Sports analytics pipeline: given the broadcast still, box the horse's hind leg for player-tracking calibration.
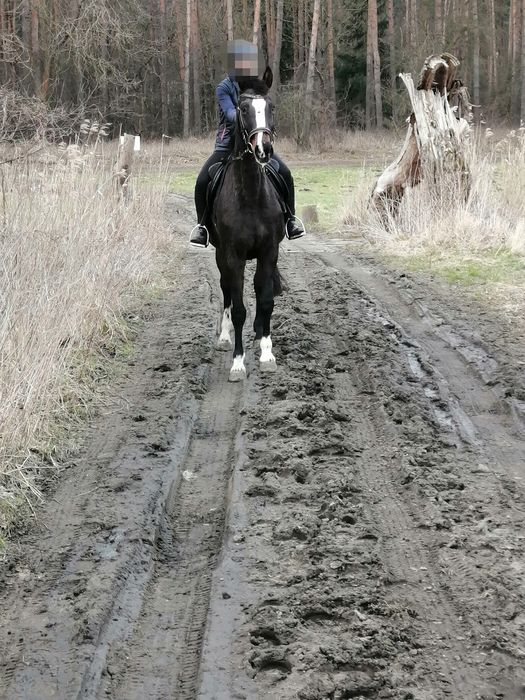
[254,258,277,372]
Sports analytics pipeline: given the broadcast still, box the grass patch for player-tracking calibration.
[400,250,525,286]
[167,163,371,230]
[169,170,196,194]
[294,166,368,229]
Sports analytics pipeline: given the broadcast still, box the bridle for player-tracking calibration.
[233,93,275,162]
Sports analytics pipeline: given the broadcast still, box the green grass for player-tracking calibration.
[294,166,367,229]
[167,163,370,230]
[169,170,196,194]
[402,250,525,286]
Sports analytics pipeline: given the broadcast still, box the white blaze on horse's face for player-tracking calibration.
[252,98,267,160]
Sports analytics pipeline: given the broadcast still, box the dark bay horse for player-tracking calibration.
[210,68,285,382]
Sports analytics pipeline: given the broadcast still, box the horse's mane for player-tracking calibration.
[237,77,269,96]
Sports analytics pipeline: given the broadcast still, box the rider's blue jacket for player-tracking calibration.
[215,76,240,152]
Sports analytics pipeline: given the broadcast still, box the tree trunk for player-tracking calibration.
[302,0,321,146]
[411,0,418,54]
[366,2,374,128]
[242,0,248,37]
[293,0,299,71]
[253,0,261,44]
[30,0,42,96]
[296,0,304,80]
[0,0,6,85]
[173,0,186,82]
[304,0,309,64]
[159,0,168,136]
[488,0,497,97]
[366,0,382,128]
[183,0,191,137]
[509,0,515,67]
[6,0,16,85]
[521,0,525,123]
[271,0,284,95]
[471,0,480,123]
[511,0,522,120]
[386,0,396,119]
[192,0,201,133]
[435,0,443,46]
[326,0,336,120]
[265,0,275,64]
[226,0,233,40]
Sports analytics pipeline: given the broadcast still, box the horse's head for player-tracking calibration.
[237,67,275,165]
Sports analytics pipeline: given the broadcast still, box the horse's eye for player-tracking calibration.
[241,104,249,113]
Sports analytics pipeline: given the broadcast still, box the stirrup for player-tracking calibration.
[286,215,306,240]
[189,224,209,248]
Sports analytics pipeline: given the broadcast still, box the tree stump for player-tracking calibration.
[301,204,319,224]
[371,53,473,217]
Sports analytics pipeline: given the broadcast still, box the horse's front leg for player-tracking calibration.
[254,258,277,373]
[217,281,233,351]
[228,262,247,382]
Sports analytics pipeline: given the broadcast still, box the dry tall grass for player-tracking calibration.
[345,128,525,256]
[0,142,171,540]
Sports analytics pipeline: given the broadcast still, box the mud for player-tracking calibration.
[1,194,525,700]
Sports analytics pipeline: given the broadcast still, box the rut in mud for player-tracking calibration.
[1,193,525,700]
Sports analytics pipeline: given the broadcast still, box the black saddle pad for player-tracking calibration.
[206,156,289,215]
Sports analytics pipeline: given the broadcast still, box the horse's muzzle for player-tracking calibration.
[249,130,274,163]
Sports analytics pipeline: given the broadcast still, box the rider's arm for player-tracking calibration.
[216,82,237,123]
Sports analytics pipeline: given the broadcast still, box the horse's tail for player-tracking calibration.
[273,265,286,296]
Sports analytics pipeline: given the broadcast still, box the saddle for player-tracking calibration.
[205,158,289,221]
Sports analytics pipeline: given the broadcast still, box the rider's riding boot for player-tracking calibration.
[286,216,306,240]
[189,224,209,248]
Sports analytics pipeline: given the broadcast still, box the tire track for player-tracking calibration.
[0,195,244,700]
[199,240,525,700]
[99,363,244,700]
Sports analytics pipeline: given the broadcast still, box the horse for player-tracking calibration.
[209,67,286,382]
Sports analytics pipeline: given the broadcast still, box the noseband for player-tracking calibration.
[236,93,275,158]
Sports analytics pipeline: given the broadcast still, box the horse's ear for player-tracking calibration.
[263,66,273,89]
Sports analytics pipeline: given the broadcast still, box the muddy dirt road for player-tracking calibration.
[1,194,525,700]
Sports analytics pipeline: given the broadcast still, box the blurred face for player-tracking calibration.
[227,40,260,78]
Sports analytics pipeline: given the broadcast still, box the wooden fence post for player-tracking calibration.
[115,133,135,201]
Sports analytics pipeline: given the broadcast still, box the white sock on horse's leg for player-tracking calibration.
[260,336,277,371]
[229,354,247,382]
[217,306,233,350]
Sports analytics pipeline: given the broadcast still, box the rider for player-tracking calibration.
[190,39,306,248]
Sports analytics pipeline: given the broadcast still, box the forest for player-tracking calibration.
[1,0,524,141]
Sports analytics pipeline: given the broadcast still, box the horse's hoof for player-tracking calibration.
[229,367,247,382]
[260,359,277,373]
[217,337,233,351]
